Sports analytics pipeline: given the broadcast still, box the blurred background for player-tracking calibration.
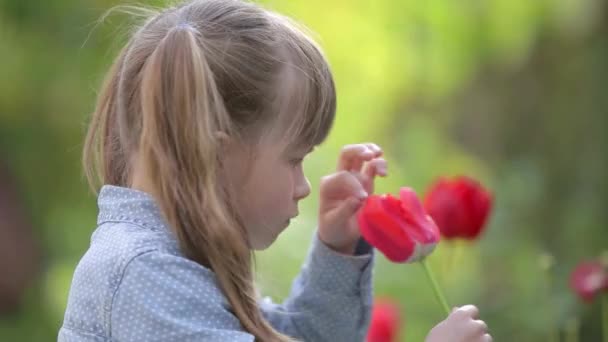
[0,0,607,340]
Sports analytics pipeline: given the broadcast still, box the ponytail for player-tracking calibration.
[83,43,130,190]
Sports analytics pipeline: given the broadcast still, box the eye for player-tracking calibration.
[290,157,304,167]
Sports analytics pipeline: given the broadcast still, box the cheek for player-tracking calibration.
[255,168,296,218]
[264,167,294,202]
[240,166,288,215]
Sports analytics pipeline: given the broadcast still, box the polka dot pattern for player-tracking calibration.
[58,185,375,341]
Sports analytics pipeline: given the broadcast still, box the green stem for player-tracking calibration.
[446,240,458,284]
[540,252,558,342]
[420,258,450,315]
[442,241,453,282]
[603,293,608,342]
[546,279,558,342]
[565,317,579,342]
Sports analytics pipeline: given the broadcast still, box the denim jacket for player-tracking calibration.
[58,185,375,341]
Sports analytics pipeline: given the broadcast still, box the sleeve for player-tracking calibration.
[111,251,254,342]
[259,230,375,341]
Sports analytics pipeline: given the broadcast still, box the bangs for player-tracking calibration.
[271,18,336,152]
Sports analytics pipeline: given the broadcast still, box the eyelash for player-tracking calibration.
[290,158,304,166]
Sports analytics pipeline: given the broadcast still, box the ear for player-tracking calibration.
[214,131,248,169]
[214,131,233,153]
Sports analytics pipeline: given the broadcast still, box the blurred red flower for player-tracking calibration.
[357,187,440,263]
[423,176,493,240]
[367,298,402,342]
[569,260,608,303]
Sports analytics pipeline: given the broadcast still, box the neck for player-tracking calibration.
[129,153,155,195]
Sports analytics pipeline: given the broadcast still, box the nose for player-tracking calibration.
[294,175,311,201]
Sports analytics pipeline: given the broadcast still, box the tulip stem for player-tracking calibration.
[421,258,450,315]
[603,293,608,342]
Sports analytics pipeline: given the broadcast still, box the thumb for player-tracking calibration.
[327,197,365,225]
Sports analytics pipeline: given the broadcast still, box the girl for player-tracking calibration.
[59,0,492,341]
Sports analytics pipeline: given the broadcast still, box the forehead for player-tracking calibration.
[268,51,334,152]
[239,40,334,161]
[256,126,313,157]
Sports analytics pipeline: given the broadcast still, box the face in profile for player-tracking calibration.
[221,131,312,250]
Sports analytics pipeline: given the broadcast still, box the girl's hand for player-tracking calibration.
[425,305,492,342]
[318,143,387,255]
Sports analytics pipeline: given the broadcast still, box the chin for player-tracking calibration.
[251,234,277,251]
[252,238,273,251]
[250,222,288,250]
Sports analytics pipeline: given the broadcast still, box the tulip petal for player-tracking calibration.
[358,195,416,262]
[358,190,441,263]
[367,299,401,342]
[424,179,463,239]
[424,176,492,240]
[570,261,608,303]
[400,188,441,245]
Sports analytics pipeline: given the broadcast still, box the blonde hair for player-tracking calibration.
[82,0,335,340]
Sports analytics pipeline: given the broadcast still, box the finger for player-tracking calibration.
[319,172,368,228]
[337,144,381,172]
[362,158,387,179]
[325,196,365,229]
[472,320,488,334]
[480,333,492,342]
[320,171,368,201]
[359,158,387,194]
[456,305,479,319]
[363,142,383,156]
[346,171,380,200]
[337,144,374,172]
[348,147,384,176]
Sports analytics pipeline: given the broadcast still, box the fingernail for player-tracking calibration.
[357,190,368,199]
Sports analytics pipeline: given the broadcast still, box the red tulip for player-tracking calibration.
[357,187,441,263]
[423,176,492,240]
[569,261,608,303]
[367,299,402,342]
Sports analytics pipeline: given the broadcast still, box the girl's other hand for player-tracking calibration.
[317,143,387,255]
[425,305,492,342]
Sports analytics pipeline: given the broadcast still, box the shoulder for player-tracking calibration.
[84,220,226,305]
[69,221,179,295]
[62,221,195,336]
[110,245,247,339]
[116,246,222,300]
